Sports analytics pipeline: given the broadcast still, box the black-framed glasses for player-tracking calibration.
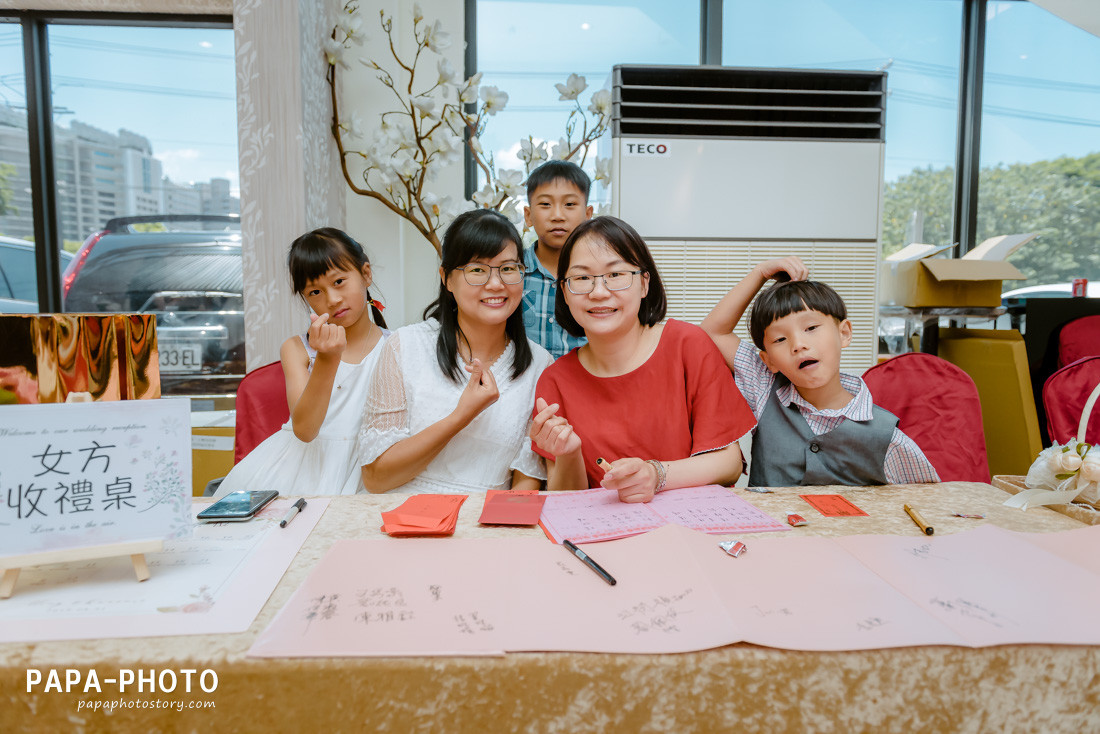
[562,270,643,295]
[454,261,526,286]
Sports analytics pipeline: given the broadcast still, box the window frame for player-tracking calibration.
[0,10,233,313]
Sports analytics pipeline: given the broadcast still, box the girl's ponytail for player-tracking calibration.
[366,289,387,330]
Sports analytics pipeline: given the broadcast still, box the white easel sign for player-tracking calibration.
[0,399,193,558]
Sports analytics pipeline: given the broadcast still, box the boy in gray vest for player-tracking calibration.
[702,257,939,487]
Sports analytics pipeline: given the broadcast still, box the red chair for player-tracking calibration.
[233,361,289,464]
[863,352,989,482]
[1043,355,1100,445]
[1058,315,1100,369]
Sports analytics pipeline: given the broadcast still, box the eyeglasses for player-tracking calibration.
[562,270,643,295]
[454,261,526,286]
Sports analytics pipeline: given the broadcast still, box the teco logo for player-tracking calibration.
[625,142,670,156]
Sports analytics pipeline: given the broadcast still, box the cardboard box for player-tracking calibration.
[191,410,236,496]
[880,235,1035,308]
[937,328,1042,477]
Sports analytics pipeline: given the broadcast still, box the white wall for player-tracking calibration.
[340,0,466,328]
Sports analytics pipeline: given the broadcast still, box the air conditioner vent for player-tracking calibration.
[613,65,886,142]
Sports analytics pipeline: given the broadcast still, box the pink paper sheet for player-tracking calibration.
[249,523,1100,658]
[0,499,327,642]
[834,524,1100,647]
[249,537,523,657]
[539,485,788,544]
[1011,524,1100,577]
[681,530,967,651]
[501,524,741,654]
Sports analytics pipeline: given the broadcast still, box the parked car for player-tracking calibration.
[0,236,75,313]
[62,215,244,396]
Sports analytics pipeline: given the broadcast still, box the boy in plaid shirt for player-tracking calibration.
[702,257,939,487]
[520,161,593,359]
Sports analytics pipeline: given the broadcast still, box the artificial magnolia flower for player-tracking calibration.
[588,89,611,119]
[323,38,351,70]
[594,156,611,183]
[389,149,420,180]
[340,111,366,140]
[471,183,499,208]
[550,137,570,160]
[480,86,509,116]
[437,58,457,86]
[496,169,525,198]
[517,138,547,165]
[555,73,588,101]
[423,20,452,53]
[338,14,366,46]
[459,72,483,104]
[500,199,523,226]
[413,2,424,24]
[469,135,483,154]
[411,96,438,119]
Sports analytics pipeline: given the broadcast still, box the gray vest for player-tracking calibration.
[748,374,898,487]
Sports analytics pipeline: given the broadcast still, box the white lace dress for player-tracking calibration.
[358,319,551,494]
[213,330,389,498]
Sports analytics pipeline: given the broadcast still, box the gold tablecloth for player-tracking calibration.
[3,482,1098,733]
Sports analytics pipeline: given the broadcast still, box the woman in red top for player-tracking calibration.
[531,216,756,502]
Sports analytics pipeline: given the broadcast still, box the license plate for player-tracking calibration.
[159,342,204,373]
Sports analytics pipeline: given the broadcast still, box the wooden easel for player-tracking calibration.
[0,539,163,599]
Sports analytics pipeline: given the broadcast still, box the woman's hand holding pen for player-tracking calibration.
[598,457,658,504]
[455,359,499,422]
[308,312,347,359]
[530,397,582,458]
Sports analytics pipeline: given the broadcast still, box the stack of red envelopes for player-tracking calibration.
[478,489,546,526]
[380,494,467,537]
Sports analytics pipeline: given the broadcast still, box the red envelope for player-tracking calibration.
[478,490,546,526]
[799,494,869,518]
[381,494,467,537]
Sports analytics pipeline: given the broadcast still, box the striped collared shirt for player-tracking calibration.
[733,341,940,484]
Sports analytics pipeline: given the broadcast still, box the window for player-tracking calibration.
[722,0,963,256]
[0,19,38,311]
[1,13,241,395]
[476,0,701,207]
[977,1,1100,289]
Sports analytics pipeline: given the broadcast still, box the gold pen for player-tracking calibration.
[904,504,934,536]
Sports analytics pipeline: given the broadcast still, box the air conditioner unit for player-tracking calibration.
[610,65,887,370]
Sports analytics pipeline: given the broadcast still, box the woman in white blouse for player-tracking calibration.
[358,209,553,494]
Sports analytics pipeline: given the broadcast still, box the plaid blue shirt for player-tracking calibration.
[521,243,587,360]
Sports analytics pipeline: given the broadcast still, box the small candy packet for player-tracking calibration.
[787,514,807,527]
[719,540,747,557]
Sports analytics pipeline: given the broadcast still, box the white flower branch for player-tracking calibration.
[326,1,613,256]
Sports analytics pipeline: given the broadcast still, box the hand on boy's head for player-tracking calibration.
[758,257,808,283]
[307,312,347,357]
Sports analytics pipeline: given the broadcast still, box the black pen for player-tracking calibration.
[280,498,307,528]
[563,539,617,586]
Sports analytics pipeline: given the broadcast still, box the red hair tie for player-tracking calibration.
[369,298,385,312]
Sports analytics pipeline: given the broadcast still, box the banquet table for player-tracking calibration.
[2,481,1098,733]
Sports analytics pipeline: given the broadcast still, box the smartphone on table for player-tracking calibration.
[197,490,279,523]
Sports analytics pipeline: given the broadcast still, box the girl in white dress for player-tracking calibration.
[214,228,389,498]
[359,209,552,494]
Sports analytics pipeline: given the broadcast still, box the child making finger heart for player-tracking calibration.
[213,228,389,498]
[358,209,553,494]
[530,217,757,503]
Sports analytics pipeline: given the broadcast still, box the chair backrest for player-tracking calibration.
[234,361,289,464]
[1043,355,1100,445]
[1058,315,1100,369]
[863,352,990,483]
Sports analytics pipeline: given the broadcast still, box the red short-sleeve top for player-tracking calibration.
[533,319,756,488]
